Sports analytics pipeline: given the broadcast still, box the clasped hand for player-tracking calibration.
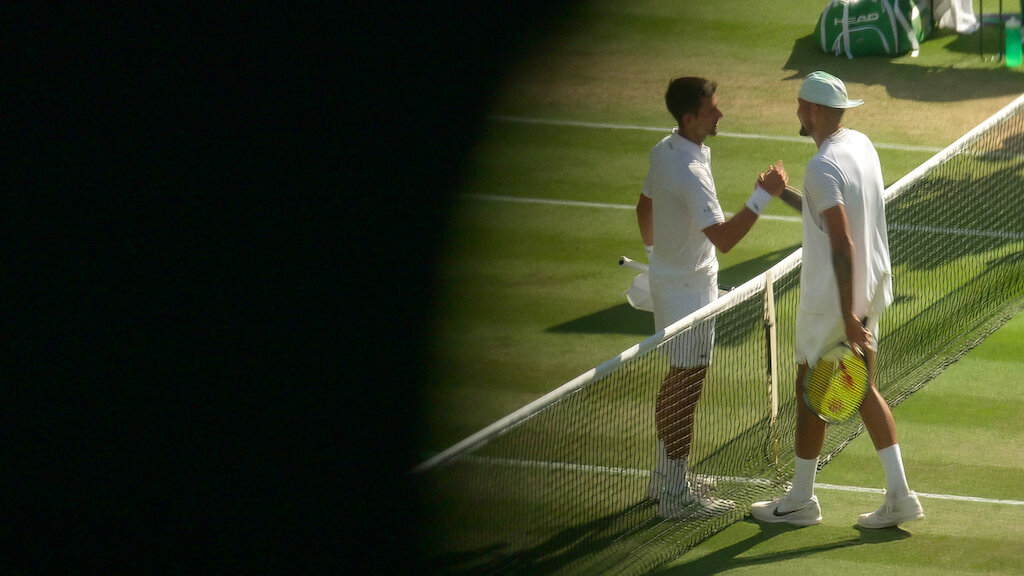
[758,160,788,196]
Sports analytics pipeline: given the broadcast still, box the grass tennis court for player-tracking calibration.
[663,312,1024,574]
[422,0,1023,572]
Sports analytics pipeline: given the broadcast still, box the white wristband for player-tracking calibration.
[746,185,773,216]
[645,245,654,258]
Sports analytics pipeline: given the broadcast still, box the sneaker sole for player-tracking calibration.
[858,510,924,529]
[752,512,822,527]
[750,504,821,527]
[659,500,735,519]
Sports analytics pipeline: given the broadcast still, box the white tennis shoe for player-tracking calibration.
[658,489,734,519]
[750,494,822,527]
[858,492,924,529]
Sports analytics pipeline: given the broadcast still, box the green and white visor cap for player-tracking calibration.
[798,71,864,109]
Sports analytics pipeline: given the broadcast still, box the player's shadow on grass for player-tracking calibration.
[783,31,1023,102]
[546,302,655,336]
[654,519,911,575]
[546,246,798,336]
[429,500,657,576]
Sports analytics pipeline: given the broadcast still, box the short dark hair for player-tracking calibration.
[665,76,717,125]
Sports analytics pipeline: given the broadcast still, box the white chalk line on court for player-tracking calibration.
[490,115,944,153]
[889,222,1024,242]
[462,195,1024,242]
[446,454,1024,507]
[461,193,803,223]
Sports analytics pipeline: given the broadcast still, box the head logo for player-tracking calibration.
[835,13,880,26]
[828,398,844,414]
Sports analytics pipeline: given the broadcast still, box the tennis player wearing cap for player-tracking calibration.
[637,76,788,518]
[750,71,924,528]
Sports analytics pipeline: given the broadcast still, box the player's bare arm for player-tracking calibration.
[636,193,654,248]
[703,165,788,253]
[823,204,871,355]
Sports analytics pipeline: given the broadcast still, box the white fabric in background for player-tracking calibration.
[933,0,980,34]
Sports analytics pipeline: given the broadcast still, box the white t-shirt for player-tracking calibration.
[641,130,725,286]
[641,129,725,358]
[797,128,893,347]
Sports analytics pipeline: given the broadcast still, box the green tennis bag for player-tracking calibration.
[816,0,933,58]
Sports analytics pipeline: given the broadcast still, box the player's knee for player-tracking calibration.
[794,363,809,395]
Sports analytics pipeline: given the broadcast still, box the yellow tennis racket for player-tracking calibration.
[802,342,870,423]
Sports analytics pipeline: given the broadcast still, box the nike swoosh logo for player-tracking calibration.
[772,505,803,517]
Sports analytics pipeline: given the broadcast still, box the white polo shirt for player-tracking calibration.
[641,130,725,337]
[641,130,725,285]
[797,128,893,362]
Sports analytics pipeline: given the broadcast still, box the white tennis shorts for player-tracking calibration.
[795,312,880,366]
[651,273,717,368]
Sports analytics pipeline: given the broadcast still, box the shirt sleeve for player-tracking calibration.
[803,157,845,229]
[691,161,725,229]
[641,172,653,199]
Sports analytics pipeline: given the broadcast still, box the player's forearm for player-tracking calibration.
[638,219,654,247]
[704,208,759,253]
[636,195,654,247]
[831,245,857,323]
[822,205,859,327]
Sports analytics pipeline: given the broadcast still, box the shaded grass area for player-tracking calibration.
[423,0,1024,572]
[427,200,802,452]
[666,496,1024,575]
[491,1,1022,143]
[427,0,1021,459]
[664,312,1024,575]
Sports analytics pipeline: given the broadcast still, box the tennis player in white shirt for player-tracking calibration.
[637,76,787,518]
[750,71,924,529]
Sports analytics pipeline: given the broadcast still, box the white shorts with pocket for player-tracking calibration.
[795,312,880,366]
[651,272,717,368]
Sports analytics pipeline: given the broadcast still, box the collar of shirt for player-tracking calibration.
[671,128,711,162]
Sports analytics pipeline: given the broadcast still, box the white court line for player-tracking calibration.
[446,454,1024,507]
[815,483,1024,506]
[462,195,1024,241]
[461,193,803,223]
[889,223,1024,242]
[462,193,635,211]
[490,115,944,153]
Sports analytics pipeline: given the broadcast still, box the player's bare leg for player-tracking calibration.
[857,347,898,450]
[648,367,701,500]
[750,363,824,525]
[794,363,826,460]
[856,347,923,528]
[652,366,732,517]
[656,366,706,462]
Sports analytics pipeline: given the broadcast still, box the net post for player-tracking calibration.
[763,269,779,464]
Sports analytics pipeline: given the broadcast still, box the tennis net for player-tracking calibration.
[415,92,1024,576]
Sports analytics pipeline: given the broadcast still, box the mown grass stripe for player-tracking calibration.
[436,453,1024,507]
[461,193,803,223]
[490,115,944,153]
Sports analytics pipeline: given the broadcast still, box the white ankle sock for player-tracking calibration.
[653,440,668,474]
[878,444,911,498]
[664,457,688,495]
[790,456,819,503]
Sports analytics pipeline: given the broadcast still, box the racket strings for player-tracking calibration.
[805,354,869,422]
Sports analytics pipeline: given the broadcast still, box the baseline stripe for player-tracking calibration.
[441,454,1024,507]
[890,222,1024,242]
[462,193,634,211]
[815,482,1024,506]
[490,115,944,153]
[462,197,1024,240]
[461,193,803,223]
